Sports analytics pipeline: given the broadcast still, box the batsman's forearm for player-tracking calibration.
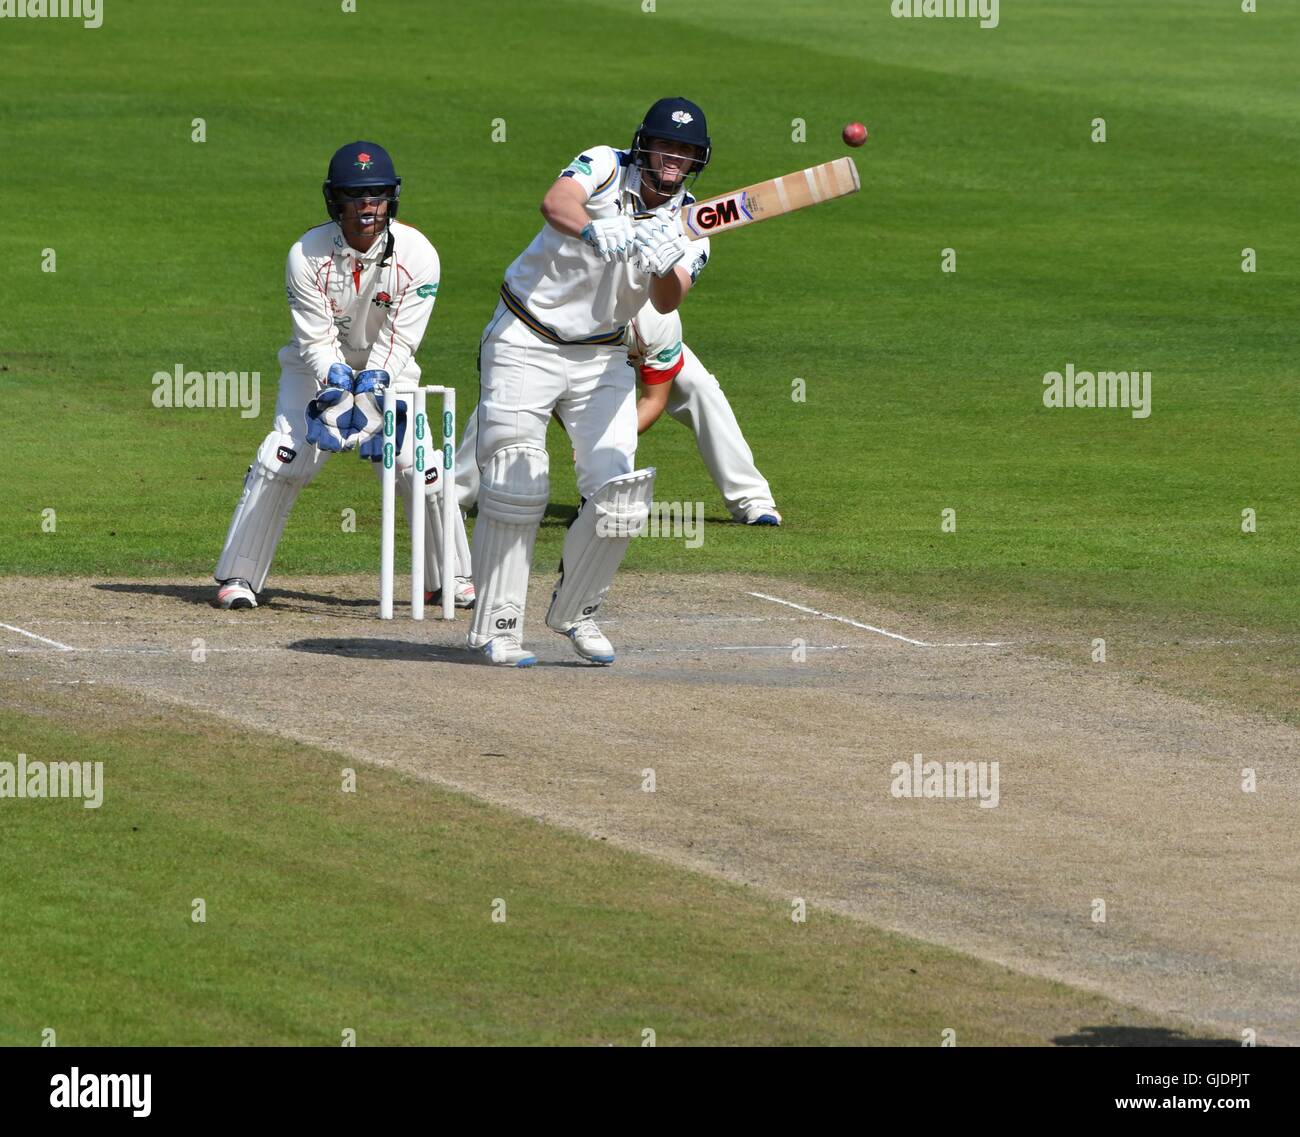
[636,390,668,433]
[540,192,590,238]
[648,265,690,313]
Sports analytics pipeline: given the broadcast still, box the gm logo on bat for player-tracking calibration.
[686,193,752,236]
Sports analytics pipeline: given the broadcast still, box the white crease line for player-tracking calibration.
[601,614,799,625]
[746,593,1014,648]
[5,649,280,657]
[624,644,859,655]
[0,622,77,652]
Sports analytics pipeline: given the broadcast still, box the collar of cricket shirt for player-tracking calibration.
[335,224,395,265]
[624,165,685,216]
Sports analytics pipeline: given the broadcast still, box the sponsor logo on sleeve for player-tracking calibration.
[416,283,438,299]
[565,158,593,176]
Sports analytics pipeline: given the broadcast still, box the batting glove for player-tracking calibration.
[581,215,636,263]
[633,217,687,277]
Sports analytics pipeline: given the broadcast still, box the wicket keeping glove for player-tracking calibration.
[305,386,356,452]
[360,393,407,461]
[349,368,389,447]
[325,362,355,391]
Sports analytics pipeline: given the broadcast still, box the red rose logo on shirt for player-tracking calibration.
[372,291,394,309]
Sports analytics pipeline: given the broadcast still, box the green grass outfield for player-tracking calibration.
[2,0,1293,1048]
[2,0,1296,637]
[0,679,1220,1046]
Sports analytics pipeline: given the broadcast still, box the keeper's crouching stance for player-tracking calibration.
[469,97,713,667]
[214,140,472,611]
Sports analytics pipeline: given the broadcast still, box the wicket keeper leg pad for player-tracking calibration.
[214,430,316,592]
[388,464,468,590]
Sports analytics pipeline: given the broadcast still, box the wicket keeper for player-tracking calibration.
[213,141,473,611]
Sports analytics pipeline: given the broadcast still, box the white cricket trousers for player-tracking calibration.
[473,302,638,497]
[458,337,774,517]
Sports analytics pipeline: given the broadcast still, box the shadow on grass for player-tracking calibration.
[1053,1025,1241,1047]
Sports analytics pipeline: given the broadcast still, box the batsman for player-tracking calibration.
[213,141,473,611]
[469,97,713,666]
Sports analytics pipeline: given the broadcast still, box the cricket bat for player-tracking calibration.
[656,157,860,241]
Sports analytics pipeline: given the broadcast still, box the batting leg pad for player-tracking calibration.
[545,468,655,630]
[467,445,550,649]
[214,430,317,592]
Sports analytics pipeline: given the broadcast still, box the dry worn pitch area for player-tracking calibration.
[3,573,1296,1044]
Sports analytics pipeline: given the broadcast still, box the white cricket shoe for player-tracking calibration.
[477,635,537,668]
[427,577,476,610]
[557,618,615,665]
[743,504,782,526]
[216,578,257,609]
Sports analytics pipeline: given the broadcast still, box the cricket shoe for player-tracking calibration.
[476,635,537,668]
[427,577,476,610]
[743,505,782,527]
[554,618,615,665]
[216,578,257,609]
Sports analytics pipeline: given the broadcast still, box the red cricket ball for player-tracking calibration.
[842,122,868,148]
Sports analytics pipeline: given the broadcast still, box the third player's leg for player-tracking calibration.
[665,344,779,523]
